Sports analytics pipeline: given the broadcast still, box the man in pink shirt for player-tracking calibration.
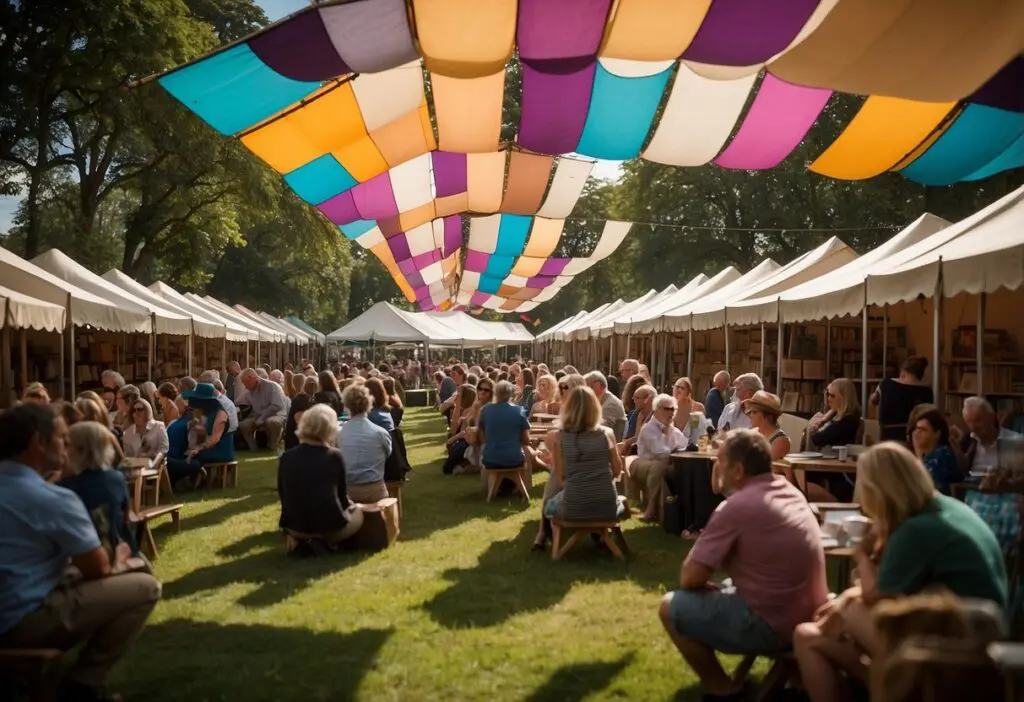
[658,429,828,700]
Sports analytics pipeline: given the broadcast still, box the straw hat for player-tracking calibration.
[742,390,782,417]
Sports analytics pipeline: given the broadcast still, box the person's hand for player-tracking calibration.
[255,418,265,428]
[950,425,964,444]
[114,541,132,565]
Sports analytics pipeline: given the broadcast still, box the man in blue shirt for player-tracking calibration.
[704,371,730,428]
[0,404,162,702]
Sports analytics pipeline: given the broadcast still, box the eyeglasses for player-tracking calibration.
[132,407,146,414]
[657,405,676,412]
[558,384,569,391]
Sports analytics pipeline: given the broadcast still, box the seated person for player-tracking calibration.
[121,398,169,460]
[529,374,561,419]
[278,404,364,550]
[478,380,530,471]
[807,378,862,501]
[629,393,688,523]
[21,381,51,404]
[382,376,404,428]
[704,371,730,427]
[794,443,1006,702]
[283,377,316,452]
[166,383,236,488]
[236,369,288,452]
[337,384,392,503]
[618,377,651,455]
[443,384,478,475]
[660,429,827,700]
[0,404,161,702]
[516,368,535,413]
[671,377,706,419]
[909,405,962,494]
[365,378,396,431]
[871,355,934,442]
[534,386,624,551]
[59,421,138,557]
[743,391,790,460]
[716,373,762,434]
[584,371,627,441]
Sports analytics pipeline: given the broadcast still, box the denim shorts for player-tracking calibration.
[666,589,787,654]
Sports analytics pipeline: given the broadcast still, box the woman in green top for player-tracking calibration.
[794,443,1006,702]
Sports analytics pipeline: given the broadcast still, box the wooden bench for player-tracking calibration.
[385,481,404,516]
[732,650,797,701]
[205,461,239,489]
[484,467,530,502]
[0,647,62,700]
[131,503,183,560]
[550,518,631,561]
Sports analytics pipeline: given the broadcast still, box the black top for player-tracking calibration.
[59,469,137,556]
[277,444,352,535]
[811,414,860,449]
[390,405,404,428]
[284,393,313,451]
[314,390,344,416]
[879,378,934,441]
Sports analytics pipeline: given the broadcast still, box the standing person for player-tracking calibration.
[871,356,934,442]
[236,368,288,452]
[704,371,730,428]
[584,371,627,441]
[660,429,828,699]
[336,384,392,503]
[0,404,161,702]
[224,360,242,402]
[383,376,404,428]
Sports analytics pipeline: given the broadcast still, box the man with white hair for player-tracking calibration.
[704,371,730,427]
[958,396,1022,473]
[716,373,763,434]
[630,393,689,522]
[585,370,627,441]
[237,368,288,451]
[618,358,640,382]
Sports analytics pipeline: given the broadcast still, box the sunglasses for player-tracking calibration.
[657,405,675,412]
[558,384,570,390]
[132,407,147,414]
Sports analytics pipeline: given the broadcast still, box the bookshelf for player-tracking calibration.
[943,326,1024,414]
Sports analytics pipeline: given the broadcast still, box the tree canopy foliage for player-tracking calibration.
[1,2,1021,334]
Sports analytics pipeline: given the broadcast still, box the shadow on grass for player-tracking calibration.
[162,532,372,608]
[161,489,280,533]
[117,620,392,702]
[526,653,635,702]
[423,520,677,629]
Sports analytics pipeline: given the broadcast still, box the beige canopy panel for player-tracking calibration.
[537,310,590,342]
[686,237,858,331]
[560,300,624,342]
[31,249,191,337]
[620,266,745,335]
[0,284,66,332]
[727,214,951,326]
[233,305,303,344]
[0,247,149,333]
[575,289,659,342]
[149,282,255,342]
[104,269,229,341]
[661,259,785,332]
[190,295,283,343]
[869,186,1024,304]
[261,314,315,345]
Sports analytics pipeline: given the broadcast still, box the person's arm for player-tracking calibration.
[606,428,623,478]
[51,496,108,580]
[196,412,228,458]
[548,431,563,481]
[381,426,393,457]
[810,414,850,448]
[680,556,714,591]
[152,424,170,458]
[873,525,925,604]
[260,386,287,422]
[770,434,791,462]
[72,547,112,580]
[636,423,653,459]
[679,502,736,589]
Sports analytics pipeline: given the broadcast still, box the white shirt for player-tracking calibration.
[717,400,751,432]
[678,411,713,446]
[637,416,688,460]
[971,426,1023,472]
[123,419,170,459]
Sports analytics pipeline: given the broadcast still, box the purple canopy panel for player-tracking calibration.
[970,57,1024,113]
[412,250,441,268]
[248,10,350,81]
[352,171,399,220]
[318,191,361,224]
[538,257,570,276]
[715,74,831,170]
[432,151,468,197]
[414,286,433,303]
[518,61,596,154]
[683,0,821,66]
[377,215,403,238]
[319,0,418,74]
[517,0,611,69]
[397,258,417,276]
[388,234,412,262]
[404,268,425,289]
[526,275,555,288]
[464,250,490,273]
[441,215,463,258]
[471,291,492,306]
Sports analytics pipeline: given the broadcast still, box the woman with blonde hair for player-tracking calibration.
[443,384,479,474]
[808,377,861,449]
[22,382,50,404]
[532,385,624,551]
[337,383,392,502]
[529,374,560,419]
[638,363,652,384]
[59,421,137,559]
[122,398,169,460]
[793,443,1006,702]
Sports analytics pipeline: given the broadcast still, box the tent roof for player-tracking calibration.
[425,311,534,345]
[0,246,149,333]
[537,310,589,341]
[285,316,326,343]
[0,284,66,332]
[32,249,191,336]
[101,268,230,340]
[266,314,320,345]
[590,286,678,339]
[148,282,255,341]
[618,266,744,334]
[556,301,621,342]
[685,237,858,330]
[193,295,284,343]
[251,309,306,343]
[727,214,951,325]
[327,301,464,343]
[868,186,1024,305]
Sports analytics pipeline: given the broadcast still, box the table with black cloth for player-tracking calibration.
[663,451,724,535]
[404,389,436,407]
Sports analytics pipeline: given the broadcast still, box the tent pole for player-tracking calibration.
[932,263,943,404]
[661,331,669,390]
[67,293,75,398]
[625,333,631,361]
[19,329,27,393]
[57,328,64,403]
[759,324,766,384]
[686,327,693,379]
[222,336,227,372]
[861,287,869,414]
[881,306,888,383]
[977,292,986,399]
[776,305,783,401]
[723,312,730,378]
[148,314,155,382]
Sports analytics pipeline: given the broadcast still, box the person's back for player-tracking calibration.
[559,430,618,521]
[704,387,725,426]
[879,377,934,441]
[879,495,1008,608]
[59,469,137,556]
[277,444,351,534]
[480,402,528,469]
[692,472,828,637]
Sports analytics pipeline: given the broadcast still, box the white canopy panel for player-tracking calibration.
[0,246,149,333]
[1,284,66,332]
[537,310,589,341]
[582,289,662,341]
[328,301,461,343]
[620,266,744,335]
[660,259,783,332]
[269,315,319,345]
[869,186,1024,304]
[148,282,255,342]
[425,311,534,345]
[195,296,284,343]
[103,269,229,340]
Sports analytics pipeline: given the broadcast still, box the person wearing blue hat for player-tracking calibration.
[166,382,236,488]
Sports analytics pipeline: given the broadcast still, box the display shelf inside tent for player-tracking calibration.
[156,335,188,382]
[943,326,1024,415]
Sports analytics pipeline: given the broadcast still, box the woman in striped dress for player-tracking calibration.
[532,385,625,551]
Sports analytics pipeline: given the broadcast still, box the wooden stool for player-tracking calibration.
[205,461,239,489]
[550,519,631,561]
[0,647,62,701]
[484,467,530,502]
[385,481,404,516]
[732,651,797,702]
[131,503,183,560]
[344,497,401,552]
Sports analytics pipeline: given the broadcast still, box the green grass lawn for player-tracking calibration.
[114,408,772,701]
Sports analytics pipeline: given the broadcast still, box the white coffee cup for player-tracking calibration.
[836,445,849,461]
[843,515,871,542]
[821,521,843,539]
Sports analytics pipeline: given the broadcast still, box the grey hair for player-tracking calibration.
[68,421,116,473]
[721,428,772,477]
[255,368,269,379]
[297,403,338,445]
[735,373,764,393]
[713,370,732,385]
[212,379,225,393]
[342,383,372,415]
[653,393,676,411]
[494,380,515,403]
[240,368,259,381]
[584,370,608,389]
[101,370,126,388]
[964,396,995,415]
[198,369,220,383]
[635,384,657,401]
